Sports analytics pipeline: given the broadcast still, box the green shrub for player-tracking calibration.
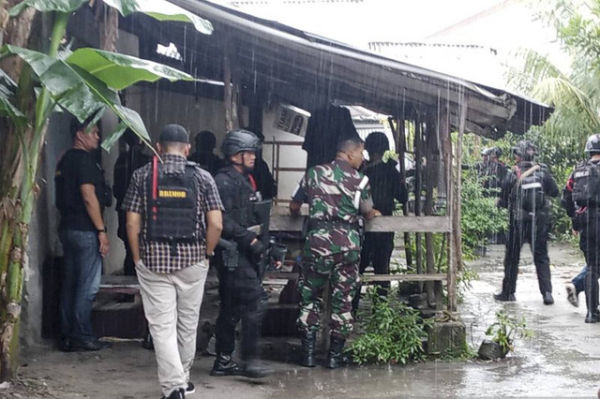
[460,169,508,258]
[348,288,431,365]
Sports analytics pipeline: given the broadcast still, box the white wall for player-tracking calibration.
[261,104,306,203]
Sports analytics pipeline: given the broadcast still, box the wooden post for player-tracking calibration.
[223,37,234,132]
[440,106,455,313]
[395,117,413,268]
[414,115,423,280]
[424,112,436,307]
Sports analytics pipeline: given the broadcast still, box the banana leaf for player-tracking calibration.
[9,0,88,16]
[66,48,195,90]
[10,0,213,35]
[103,0,213,35]
[0,45,152,145]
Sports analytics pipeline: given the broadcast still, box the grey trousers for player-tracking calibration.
[136,260,208,397]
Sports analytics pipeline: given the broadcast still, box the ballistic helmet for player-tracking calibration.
[512,140,537,161]
[221,129,261,157]
[585,133,600,155]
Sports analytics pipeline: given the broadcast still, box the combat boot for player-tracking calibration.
[241,358,274,378]
[585,311,600,323]
[210,353,242,376]
[300,331,316,367]
[326,335,346,369]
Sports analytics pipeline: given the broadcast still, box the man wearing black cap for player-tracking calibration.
[123,124,224,399]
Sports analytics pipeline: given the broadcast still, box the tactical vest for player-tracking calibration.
[513,164,545,213]
[572,161,600,207]
[146,158,200,242]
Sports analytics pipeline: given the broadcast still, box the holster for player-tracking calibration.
[218,238,239,272]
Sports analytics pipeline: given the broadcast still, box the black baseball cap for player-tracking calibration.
[159,124,189,144]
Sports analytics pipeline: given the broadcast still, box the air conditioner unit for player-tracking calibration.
[273,103,310,136]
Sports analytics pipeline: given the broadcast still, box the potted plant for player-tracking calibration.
[478,311,532,360]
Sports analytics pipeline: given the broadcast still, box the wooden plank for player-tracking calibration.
[269,215,451,233]
[361,273,446,282]
[264,271,299,280]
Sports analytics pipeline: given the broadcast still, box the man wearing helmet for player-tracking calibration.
[495,140,559,305]
[562,134,600,322]
[211,129,273,378]
[476,147,507,197]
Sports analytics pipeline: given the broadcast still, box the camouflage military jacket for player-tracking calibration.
[293,159,373,257]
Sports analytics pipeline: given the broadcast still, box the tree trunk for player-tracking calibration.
[0,5,68,380]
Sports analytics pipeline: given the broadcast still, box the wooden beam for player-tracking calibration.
[362,273,447,282]
[269,215,451,233]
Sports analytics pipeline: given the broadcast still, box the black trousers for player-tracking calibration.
[352,232,394,310]
[502,217,552,296]
[581,216,600,314]
[215,257,265,360]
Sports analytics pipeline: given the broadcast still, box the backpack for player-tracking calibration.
[146,157,200,242]
[572,161,600,207]
[513,164,545,213]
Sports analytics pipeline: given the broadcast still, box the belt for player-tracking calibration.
[308,219,359,231]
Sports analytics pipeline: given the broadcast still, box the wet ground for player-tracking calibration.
[3,242,599,399]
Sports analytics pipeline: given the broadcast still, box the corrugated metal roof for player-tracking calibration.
[160,0,552,138]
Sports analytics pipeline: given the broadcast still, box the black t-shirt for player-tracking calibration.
[55,149,105,231]
[363,160,408,216]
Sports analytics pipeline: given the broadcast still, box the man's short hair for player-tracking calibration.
[70,113,99,139]
[336,137,364,154]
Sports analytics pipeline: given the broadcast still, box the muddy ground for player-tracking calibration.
[2,242,599,399]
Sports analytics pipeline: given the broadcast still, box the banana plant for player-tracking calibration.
[0,0,211,380]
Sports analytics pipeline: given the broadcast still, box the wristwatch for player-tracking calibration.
[97,226,107,234]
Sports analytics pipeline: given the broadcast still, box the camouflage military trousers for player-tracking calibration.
[297,250,360,338]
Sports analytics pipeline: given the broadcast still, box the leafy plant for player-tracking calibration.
[460,167,508,258]
[485,311,533,353]
[347,288,431,365]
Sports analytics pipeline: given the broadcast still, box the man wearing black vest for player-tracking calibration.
[562,133,600,323]
[123,124,223,399]
[211,129,273,378]
[494,140,559,305]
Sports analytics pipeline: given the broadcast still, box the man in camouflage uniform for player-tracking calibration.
[290,137,380,369]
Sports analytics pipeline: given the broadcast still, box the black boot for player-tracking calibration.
[585,312,600,323]
[326,335,346,369]
[242,358,274,378]
[210,353,242,376]
[300,331,316,367]
[493,292,516,302]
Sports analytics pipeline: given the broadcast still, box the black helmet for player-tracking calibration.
[512,140,536,161]
[365,132,389,154]
[221,129,261,157]
[585,133,600,155]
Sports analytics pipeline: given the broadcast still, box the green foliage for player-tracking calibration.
[348,288,431,365]
[460,168,508,258]
[485,311,533,353]
[502,0,600,239]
